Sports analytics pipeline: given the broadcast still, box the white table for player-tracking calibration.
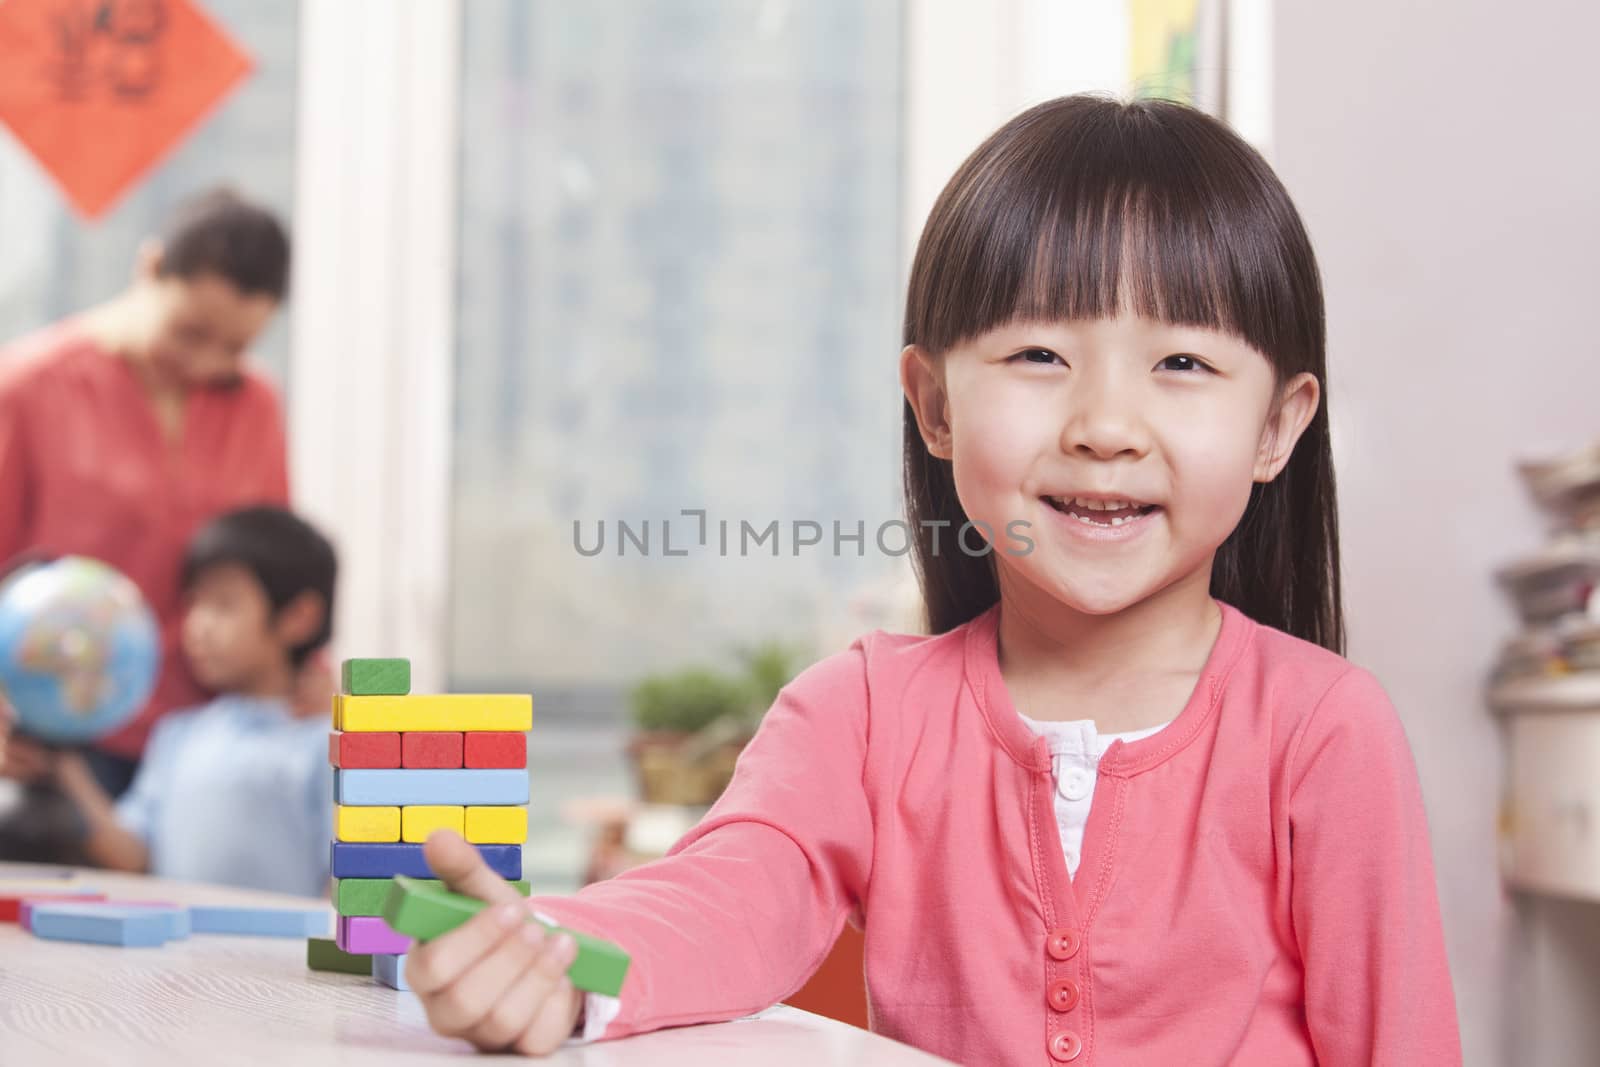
[0,864,952,1066]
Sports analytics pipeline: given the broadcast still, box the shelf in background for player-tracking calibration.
[1488,673,1600,714]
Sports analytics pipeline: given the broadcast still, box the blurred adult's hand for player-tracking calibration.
[0,696,57,784]
[294,654,336,719]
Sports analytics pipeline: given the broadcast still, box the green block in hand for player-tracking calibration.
[381,875,630,997]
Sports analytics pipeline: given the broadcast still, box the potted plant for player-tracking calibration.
[626,639,806,806]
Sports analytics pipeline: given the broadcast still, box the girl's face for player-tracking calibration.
[901,312,1319,619]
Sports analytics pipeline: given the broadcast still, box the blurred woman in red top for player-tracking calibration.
[0,187,296,798]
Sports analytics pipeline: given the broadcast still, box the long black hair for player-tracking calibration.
[902,94,1343,653]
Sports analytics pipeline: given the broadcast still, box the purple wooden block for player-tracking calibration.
[337,914,412,955]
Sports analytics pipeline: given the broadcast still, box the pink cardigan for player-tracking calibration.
[530,600,1462,1065]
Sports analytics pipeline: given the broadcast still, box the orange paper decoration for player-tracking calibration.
[0,0,253,218]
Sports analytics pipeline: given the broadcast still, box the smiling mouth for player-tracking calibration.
[1042,496,1162,528]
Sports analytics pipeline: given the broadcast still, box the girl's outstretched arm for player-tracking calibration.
[1288,667,1463,1066]
[526,639,876,1043]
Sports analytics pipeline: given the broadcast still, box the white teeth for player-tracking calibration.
[1072,512,1140,527]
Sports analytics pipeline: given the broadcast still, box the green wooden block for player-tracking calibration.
[382,875,630,997]
[306,936,372,975]
[341,659,411,696]
[335,876,530,917]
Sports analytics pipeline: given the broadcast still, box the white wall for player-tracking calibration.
[1270,2,1600,1065]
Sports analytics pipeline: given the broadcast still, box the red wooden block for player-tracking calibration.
[464,732,526,769]
[401,731,464,769]
[0,891,106,923]
[330,731,401,769]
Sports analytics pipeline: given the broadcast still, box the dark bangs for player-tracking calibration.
[903,94,1323,374]
[902,94,1343,653]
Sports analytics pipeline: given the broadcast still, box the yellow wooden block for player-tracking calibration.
[464,806,528,844]
[332,693,342,729]
[401,805,465,843]
[335,805,400,842]
[339,694,532,733]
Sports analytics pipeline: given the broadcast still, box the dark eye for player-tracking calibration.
[1159,354,1210,372]
[1014,348,1064,366]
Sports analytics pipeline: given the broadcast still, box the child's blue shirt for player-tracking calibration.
[114,694,332,896]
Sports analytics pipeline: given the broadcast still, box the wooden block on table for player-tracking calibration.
[401,732,463,768]
[341,658,411,696]
[335,805,401,843]
[23,900,188,939]
[372,952,410,990]
[464,806,528,844]
[401,805,464,843]
[334,877,530,917]
[335,769,528,807]
[190,905,330,938]
[307,936,372,975]
[337,694,531,733]
[30,905,171,947]
[12,893,110,926]
[464,732,527,769]
[382,875,631,997]
[0,887,105,922]
[330,842,523,880]
[336,914,411,955]
[330,731,401,769]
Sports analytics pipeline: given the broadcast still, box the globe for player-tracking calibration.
[0,556,160,745]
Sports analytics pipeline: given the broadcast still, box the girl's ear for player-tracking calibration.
[274,590,327,651]
[900,344,954,460]
[1253,371,1320,482]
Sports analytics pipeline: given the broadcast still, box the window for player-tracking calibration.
[450,1,906,703]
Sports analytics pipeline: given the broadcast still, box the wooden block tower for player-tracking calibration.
[309,658,534,987]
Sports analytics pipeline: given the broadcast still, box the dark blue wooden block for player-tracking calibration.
[329,842,522,880]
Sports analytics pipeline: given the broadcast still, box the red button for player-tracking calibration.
[1047,977,1080,1012]
[1049,1030,1083,1061]
[1046,927,1080,960]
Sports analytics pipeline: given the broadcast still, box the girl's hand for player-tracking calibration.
[408,830,584,1056]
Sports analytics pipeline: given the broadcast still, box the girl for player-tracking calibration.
[403,95,1462,1065]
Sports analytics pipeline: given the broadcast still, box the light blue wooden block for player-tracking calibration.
[373,952,411,991]
[189,905,330,937]
[334,769,530,806]
[63,903,190,940]
[31,905,170,947]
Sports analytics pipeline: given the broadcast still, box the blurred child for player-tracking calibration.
[45,505,337,896]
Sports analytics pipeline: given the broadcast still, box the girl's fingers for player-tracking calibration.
[407,830,531,996]
[406,900,526,997]
[510,937,585,1056]
[428,921,553,1038]
[465,929,576,1050]
[423,830,525,906]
